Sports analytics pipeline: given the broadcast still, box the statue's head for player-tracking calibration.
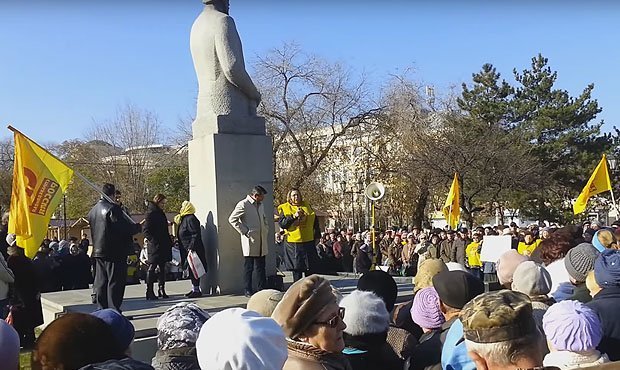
[203,0,229,14]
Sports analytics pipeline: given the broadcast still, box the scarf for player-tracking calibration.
[174,201,196,225]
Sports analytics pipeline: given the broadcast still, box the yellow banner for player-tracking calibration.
[443,173,460,229]
[8,130,74,258]
[573,154,612,215]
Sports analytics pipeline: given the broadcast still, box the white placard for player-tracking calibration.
[480,235,513,262]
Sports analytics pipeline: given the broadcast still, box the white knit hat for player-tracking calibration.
[340,290,389,336]
[196,308,287,370]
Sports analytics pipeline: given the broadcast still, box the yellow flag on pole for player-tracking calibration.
[8,128,74,258]
[443,173,460,230]
[573,154,612,215]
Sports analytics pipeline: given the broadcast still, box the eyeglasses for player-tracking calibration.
[314,307,345,328]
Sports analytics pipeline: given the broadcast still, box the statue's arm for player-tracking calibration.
[216,16,261,103]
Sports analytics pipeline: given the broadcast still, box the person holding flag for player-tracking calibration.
[88,183,141,312]
[443,173,461,230]
[573,154,614,215]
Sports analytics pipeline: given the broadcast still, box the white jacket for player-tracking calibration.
[228,195,269,257]
[0,253,15,301]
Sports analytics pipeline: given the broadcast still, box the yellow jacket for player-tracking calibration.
[277,201,316,243]
[518,239,541,256]
[466,241,482,268]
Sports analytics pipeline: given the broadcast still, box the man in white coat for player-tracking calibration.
[228,186,269,297]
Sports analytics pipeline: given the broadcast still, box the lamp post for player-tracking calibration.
[341,179,365,232]
[340,180,354,231]
[608,154,618,217]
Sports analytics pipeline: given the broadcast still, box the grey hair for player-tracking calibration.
[465,333,541,367]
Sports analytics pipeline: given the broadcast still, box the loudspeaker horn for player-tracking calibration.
[364,182,385,201]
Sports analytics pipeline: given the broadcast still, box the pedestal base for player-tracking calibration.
[188,131,276,295]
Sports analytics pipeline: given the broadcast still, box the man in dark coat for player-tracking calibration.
[587,249,620,361]
[439,231,465,266]
[88,183,140,312]
[0,212,9,260]
[143,194,173,300]
[6,234,43,349]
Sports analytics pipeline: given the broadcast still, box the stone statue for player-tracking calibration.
[190,0,261,124]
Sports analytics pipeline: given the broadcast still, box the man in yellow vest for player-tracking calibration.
[277,189,321,282]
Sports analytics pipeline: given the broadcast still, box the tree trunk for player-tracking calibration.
[412,187,429,229]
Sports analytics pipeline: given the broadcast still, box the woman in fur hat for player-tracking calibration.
[272,275,352,370]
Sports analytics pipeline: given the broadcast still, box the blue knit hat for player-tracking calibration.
[91,309,135,351]
[594,249,620,287]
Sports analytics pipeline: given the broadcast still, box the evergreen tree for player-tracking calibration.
[511,54,611,222]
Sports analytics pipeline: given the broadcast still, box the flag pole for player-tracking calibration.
[7,125,137,225]
[610,190,620,219]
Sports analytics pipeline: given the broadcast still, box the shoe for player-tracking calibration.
[186,291,203,298]
[244,291,252,298]
[146,290,158,300]
[158,286,169,299]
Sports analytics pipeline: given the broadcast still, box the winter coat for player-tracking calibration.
[79,358,155,370]
[88,198,140,262]
[0,223,8,260]
[144,201,173,264]
[229,195,269,257]
[61,252,92,290]
[406,330,442,370]
[354,243,373,274]
[426,243,440,260]
[386,325,418,361]
[343,332,403,370]
[7,254,43,330]
[439,239,465,266]
[0,252,14,300]
[392,299,424,340]
[177,214,206,268]
[283,339,352,370]
[587,286,620,361]
[151,347,200,370]
[32,253,61,292]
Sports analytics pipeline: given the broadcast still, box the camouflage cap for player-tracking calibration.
[460,290,536,344]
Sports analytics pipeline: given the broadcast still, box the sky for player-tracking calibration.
[1,0,619,144]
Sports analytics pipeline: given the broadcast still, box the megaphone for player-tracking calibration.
[364,182,385,201]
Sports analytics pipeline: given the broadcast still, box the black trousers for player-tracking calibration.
[244,256,266,293]
[190,273,201,288]
[94,258,127,312]
[147,262,166,286]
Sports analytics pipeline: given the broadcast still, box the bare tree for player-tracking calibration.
[253,43,381,201]
[0,138,14,214]
[86,103,167,212]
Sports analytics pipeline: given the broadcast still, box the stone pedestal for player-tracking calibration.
[188,116,276,295]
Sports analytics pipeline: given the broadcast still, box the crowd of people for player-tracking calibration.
[4,179,620,369]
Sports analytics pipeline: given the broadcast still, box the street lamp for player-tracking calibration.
[341,181,354,231]
[608,154,617,172]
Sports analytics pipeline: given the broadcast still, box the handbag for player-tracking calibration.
[187,250,206,279]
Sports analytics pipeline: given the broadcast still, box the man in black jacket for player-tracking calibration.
[87,183,140,311]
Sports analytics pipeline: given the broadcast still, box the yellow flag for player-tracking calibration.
[573,154,612,215]
[443,173,460,229]
[8,129,74,258]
